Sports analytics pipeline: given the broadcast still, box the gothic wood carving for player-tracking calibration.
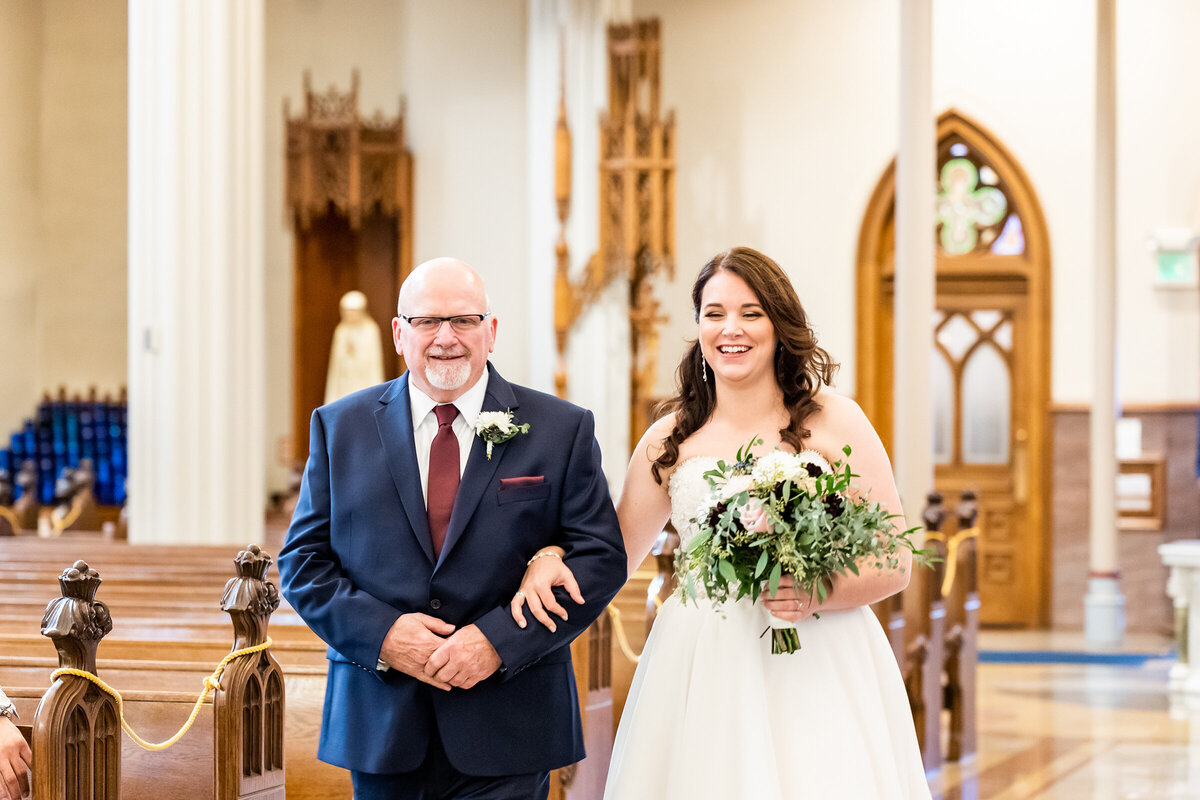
[214,545,285,800]
[285,71,414,464]
[33,561,118,800]
[553,19,676,449]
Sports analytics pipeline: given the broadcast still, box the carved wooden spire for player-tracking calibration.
[554,18,676,448]
[215,545,285,800]
[40,560,112,675]
[35,561,120,799]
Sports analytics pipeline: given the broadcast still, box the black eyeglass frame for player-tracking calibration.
[398,312,492,332]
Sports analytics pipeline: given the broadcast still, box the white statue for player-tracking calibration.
[324,290,385,404]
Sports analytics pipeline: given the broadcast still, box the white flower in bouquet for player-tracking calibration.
[718,474,755,502]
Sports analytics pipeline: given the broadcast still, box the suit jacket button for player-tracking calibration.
[429,598,442,610]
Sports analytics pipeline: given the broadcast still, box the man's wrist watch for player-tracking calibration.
[0,688,18,722]
[376,658,391,674]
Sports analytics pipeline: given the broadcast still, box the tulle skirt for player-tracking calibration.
[604,596,933,800]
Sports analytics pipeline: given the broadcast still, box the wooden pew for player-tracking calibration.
[904,492,947,773]
[941,492,980,763]
[0,548,351,799]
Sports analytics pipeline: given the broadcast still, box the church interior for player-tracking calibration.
[1,0,1199,798]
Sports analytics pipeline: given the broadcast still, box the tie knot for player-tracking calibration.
[434,404,458,428]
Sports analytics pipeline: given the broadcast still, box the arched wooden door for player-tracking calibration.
[856,110,1052,627]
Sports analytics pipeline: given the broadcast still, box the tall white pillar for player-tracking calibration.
[1085,0,1125,645]
[128,0,265,546]
[527,0,632,491]
[894,0,936,526]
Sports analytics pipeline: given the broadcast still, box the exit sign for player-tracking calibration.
[1156,250,1198,287]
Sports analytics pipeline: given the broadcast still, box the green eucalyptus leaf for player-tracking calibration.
[768,563,782,596]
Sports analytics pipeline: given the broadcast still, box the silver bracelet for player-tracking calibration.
[0,687,17,722]
[526,550,563,567]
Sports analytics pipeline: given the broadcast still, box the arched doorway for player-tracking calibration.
[856,110,1052,627]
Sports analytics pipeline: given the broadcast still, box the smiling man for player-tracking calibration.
[278,258,627,800]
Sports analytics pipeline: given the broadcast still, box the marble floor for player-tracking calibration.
[931,631,1193,800]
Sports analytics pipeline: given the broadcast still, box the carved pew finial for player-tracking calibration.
[215,545,286,799]
[34,561,120,800]
[41,560,112,674]
[220,544,281,651]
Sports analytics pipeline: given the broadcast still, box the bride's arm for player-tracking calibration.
[510,417,675,630]
[763,395,913,621]
[616,416,675,577]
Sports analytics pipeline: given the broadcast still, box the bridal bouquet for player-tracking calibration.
[676,439,924,654]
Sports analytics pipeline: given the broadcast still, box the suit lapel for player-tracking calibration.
[374,374,436,564]
[436,365,519,570]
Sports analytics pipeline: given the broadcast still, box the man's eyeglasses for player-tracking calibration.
[399,313,492,333]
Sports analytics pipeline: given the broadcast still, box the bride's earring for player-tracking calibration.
[701,351,708,383]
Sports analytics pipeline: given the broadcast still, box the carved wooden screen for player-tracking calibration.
[554,19,675,449]
[285,71,414,463]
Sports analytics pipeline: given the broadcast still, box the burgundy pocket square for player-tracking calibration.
[500,476,545,488]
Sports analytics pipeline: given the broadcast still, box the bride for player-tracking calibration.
[513,247,931,799]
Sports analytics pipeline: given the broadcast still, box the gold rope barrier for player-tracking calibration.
[49,502,82,535]
[49,637,273,751]
[606,606,641,664]
[0,506,21,533]
[940,526,978,598]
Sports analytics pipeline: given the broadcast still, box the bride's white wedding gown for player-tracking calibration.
[604,456,933,800]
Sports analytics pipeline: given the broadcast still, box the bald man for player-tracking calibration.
[279,259,627,799]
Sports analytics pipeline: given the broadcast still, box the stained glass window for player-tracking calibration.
[936,138,1023,257]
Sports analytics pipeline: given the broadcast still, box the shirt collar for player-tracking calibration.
[408,367,491,430]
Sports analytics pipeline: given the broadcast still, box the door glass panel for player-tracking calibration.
[937,313,976,360]
[932,348,954,464]
[961,343,1010,464]
[993,319,1013,350]
[970,309,1002,332]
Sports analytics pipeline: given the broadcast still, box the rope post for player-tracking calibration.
[214,545,286,799]
[34,561,120,800]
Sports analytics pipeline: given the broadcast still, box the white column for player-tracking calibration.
[1085,0,1125,646]
[128,0,265,546]
[893,0,935,527]
[527,0,631,490]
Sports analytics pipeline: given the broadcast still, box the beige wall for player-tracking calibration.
[395,0,528,381]
[36,0,127,399]
[0,0,126,438]
[638,0,1200,406]
[0,0,43,433]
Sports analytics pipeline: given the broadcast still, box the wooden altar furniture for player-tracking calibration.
[285,71,413,463]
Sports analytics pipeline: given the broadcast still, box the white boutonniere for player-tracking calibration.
[474,410,530,460]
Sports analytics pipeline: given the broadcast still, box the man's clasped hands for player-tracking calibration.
[378,614,502,691]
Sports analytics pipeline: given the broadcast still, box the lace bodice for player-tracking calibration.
[667,456,721,551]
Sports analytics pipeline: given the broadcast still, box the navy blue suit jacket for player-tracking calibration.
[278,365,627,776]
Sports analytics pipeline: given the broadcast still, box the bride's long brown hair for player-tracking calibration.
[650,247,839,484]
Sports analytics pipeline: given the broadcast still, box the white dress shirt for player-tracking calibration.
[408,370,490,507]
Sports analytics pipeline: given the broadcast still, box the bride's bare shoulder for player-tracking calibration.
[808,390,874,438]
[636,412,677,462]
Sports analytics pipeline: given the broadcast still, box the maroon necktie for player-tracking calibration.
[427,404,460,558]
